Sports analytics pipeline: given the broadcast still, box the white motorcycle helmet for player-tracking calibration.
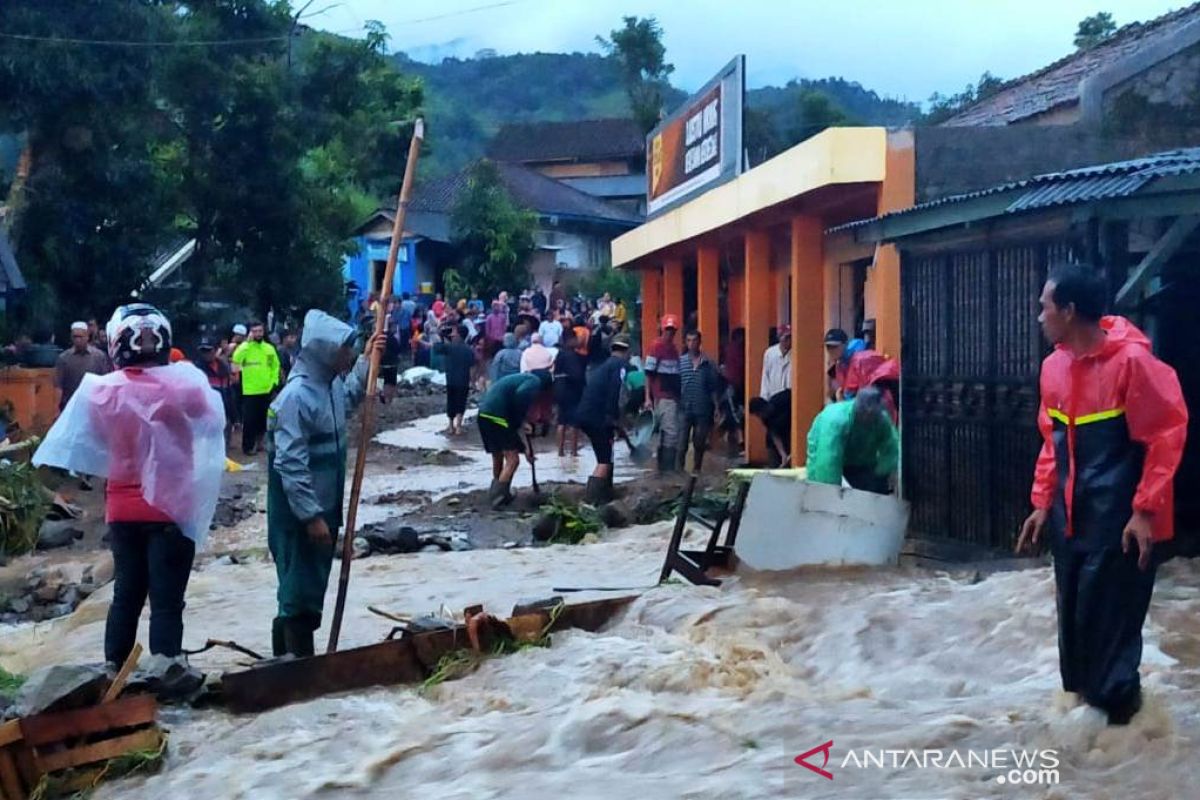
[107,303,173,367]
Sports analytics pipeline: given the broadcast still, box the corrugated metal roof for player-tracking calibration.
[830,148,1200,233]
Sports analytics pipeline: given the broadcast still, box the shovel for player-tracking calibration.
[525,434,541,495]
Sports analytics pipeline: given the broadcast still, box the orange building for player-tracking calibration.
[612,127,915,465]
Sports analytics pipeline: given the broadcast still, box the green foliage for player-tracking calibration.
[538,494,603,544]
[1075,11,1118,50]
[0,2,422,329]
[450,160,536,299]
[0,666,25,694]
[597,16,676,134]
[923,71,1006,125]
[0,461,49,557]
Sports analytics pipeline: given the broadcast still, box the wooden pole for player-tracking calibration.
[327,119,424,654]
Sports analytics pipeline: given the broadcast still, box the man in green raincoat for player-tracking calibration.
[266,310,382,657]
[805,387,898,494]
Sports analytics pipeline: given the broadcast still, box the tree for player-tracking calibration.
[743,106,783,166]
[789,90,856,145]
[597,16,675,134]
[1075,12,1117,50]
[0,2,423,330]
[923,71,1006,124]
[450,160,536,300]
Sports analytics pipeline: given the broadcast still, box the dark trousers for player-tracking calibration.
[242,392,271,454]
[104,522,196,665]
[843,464,891,494]
[1051,531,1158,721]
[679,412,713,470]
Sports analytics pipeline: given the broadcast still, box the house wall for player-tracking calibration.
[915,125,1200,203]
[1103,40,1200,112]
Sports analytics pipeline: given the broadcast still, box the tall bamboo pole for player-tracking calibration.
[326,119,424,653]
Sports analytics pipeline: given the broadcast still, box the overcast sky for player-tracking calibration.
[312,0,1183,102]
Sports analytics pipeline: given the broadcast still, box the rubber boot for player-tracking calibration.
[271,616,286,657]
[489,480,514,510]
[658,447,679,474]
[283,617,316,658]
[585,476,611,505]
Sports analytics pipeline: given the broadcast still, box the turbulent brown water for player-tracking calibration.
[2,414,1197,798]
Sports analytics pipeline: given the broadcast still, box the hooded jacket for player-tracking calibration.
[1031,316,1187,544]
[267,310,369,528]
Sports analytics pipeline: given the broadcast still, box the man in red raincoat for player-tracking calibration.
[1017,263,1188,725]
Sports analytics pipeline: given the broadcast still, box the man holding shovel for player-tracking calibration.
[266,310,383,657]
[478,370,553,509]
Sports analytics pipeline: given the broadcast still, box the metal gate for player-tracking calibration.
[901,239,1077,550]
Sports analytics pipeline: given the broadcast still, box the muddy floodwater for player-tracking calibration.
[1,413,1197,798]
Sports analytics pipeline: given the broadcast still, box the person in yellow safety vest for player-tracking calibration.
[231,320,280,456]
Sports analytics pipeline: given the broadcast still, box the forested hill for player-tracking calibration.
[390,51,921,177]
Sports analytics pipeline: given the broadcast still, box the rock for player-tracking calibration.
[33,583,60,604]
[361,524,420,555]
[631,495,666,525]
[531,513,559,542]
[580,532,602,545]
[50,602,75,619]
[76,583,96,599]
[598,501,632,529]
[59,586,82,610]
[14,664,107,716]
[352,537,372,560]
[8,596,29,614]
[419,544,442,553]
[89,554,115,587]
[214,555,237,566]
[36,520,85,551]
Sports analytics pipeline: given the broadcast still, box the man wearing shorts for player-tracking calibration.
[477,370,552,509]
[575,335,631,504]
[435,324,474,435]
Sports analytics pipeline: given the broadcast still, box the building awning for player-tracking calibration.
[611,127,888,268]
[833,147,1200,243]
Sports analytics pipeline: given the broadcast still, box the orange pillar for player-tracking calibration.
[641,267,662,345]
[697,246,719,352]
[791,216,825,464]
[662,257,684,321]
[874,130,915,358]
[727,269,745,330]
[744,230,771,464]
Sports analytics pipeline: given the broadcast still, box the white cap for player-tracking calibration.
[70,321,88,332]
[232,324,248,336]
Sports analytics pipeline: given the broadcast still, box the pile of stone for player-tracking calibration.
[2,559,112,623]
[336,521,472,559]
[211,485,261,528]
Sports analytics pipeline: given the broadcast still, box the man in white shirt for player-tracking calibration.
[759,323,792,400]
[538,309,564,349]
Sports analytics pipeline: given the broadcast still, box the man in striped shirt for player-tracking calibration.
[678,330,721,472]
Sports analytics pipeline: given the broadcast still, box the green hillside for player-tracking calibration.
[392,51,921,177]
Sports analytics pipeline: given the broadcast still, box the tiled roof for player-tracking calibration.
[408,161,643,225]
[831,147,1200,232]
[487,118,644,163]
[942,3,1200,126]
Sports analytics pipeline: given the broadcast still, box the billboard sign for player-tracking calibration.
[646,55,744,217]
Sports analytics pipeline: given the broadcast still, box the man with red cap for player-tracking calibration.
[643,314,682,472]
[1017,263,1187,726]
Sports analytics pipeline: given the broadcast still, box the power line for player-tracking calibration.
[0,31,290,47]
[394,0,524,26]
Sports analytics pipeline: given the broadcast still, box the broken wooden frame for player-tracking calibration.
[658,474,749,586]
[220,595,635,714]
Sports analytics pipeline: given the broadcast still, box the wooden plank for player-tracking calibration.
[101,642,143,703]
[19,695,157,747]
[36,728,162,774]
[1115,214,1200,308]
[221,638,426,714]
[0,749,26,800]
[0,722,22,749]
